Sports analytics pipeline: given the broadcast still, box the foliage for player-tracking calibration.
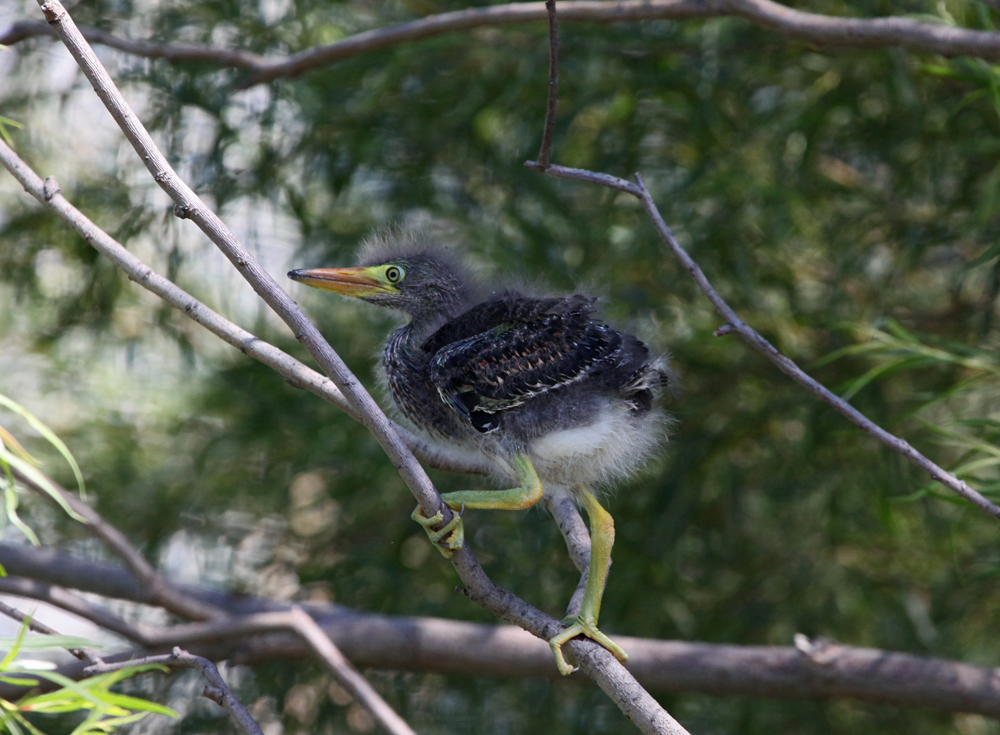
[0,621,176,735]
[0,395,87,546]
[2,0,1000,733]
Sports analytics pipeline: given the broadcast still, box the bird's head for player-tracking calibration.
[288,244,472,325]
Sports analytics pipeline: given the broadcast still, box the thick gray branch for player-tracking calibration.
[1,549,1000,718]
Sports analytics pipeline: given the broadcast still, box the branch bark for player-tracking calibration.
[523,162,1000,521]
[0,142,490,478]
[9,464,226,622]
[87,649,266,735]
[2,549,1000,719]
[21,3,676,732]
[287,607,418,735]
[5,0,1000,87]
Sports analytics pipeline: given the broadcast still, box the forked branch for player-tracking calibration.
[9,2,687,732]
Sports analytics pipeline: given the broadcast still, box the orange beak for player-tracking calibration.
[287,266,395,298]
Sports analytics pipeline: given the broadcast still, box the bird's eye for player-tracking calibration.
[385,266,403,284]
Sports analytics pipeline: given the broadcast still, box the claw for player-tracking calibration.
[411,504,465,558]
[548,616,628,676]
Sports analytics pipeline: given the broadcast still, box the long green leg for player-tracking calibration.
[411,454,543,557]
[548,486,627,675]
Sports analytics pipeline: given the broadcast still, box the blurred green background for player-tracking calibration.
[2,0,1000,732]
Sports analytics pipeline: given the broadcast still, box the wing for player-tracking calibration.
[423,295,621,433]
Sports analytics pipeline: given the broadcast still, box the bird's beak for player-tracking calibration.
[287,267,396,298]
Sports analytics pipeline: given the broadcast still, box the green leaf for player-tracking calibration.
[2,488,39,547]
[0,619,30,672]
[0,394,86,500]
[0,636,104,652]
[0,450,87,524]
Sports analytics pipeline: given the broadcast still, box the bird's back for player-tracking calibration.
[385,291,668,486]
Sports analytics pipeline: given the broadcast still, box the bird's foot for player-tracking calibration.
[411,503,464,558]
[549,615,628,676]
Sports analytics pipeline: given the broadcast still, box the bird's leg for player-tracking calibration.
[411,454,543,558]
[548,486,627,676]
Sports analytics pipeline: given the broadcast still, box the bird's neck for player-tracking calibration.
[406,301,466,343]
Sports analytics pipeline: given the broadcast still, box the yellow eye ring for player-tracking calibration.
[385,266,403,284]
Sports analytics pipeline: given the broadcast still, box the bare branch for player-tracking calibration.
[0,597,99,664]
[34,0,446,525]
[0,576,145,642]
[86,648,265,735]
[24,5,679,732]
[8,463,226,622]
[7,1,1000,87]
[0,19,265,67]
[287,607,418,735]
[0,143,490,478]
[4,546,1000,717]
[535,0,560,169]
[541,490,590,618]
[7,563,1000,721]
[524,163,1000,521]
[524,160,642,195]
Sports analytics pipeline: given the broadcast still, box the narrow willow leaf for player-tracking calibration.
[0,450,87,524]
[0,619,30,672]
[0,394,86,499]
[3,488,40,547]
[0,636,104,652]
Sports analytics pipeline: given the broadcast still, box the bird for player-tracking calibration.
[288,232,669,675]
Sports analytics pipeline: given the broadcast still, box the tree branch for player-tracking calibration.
[6,1,1000,88]
[523,162,1000,521]
[3,549,1000,719]
[541,490,590,618]
[0,597,99,664]
[0,577,417,735]
[286,607,418,735]
[0,596,262,735]
[0,576,145,642]
[535,0,560,169]
[87,649,266,735]
[0,143,491,478]
[25,3,675,732]
[9,464,227,622]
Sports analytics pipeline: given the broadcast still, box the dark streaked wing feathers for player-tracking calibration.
[424,295,623,432]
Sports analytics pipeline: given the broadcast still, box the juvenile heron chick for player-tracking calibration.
[289,235,669,675]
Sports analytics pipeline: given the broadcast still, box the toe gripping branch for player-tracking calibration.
[411,502,465,558]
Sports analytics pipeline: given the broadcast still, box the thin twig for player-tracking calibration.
[524,162,1000,521]
[8,463,226,622]
[630,172,1000,521]
[536,0,559,169]
[0,598,100,664]
[86,648,265,735]
[0,589,414,735]
[287,607,418,735]
[541,491,590,618]
[0,576,145,642]
[8,0,1000,87]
